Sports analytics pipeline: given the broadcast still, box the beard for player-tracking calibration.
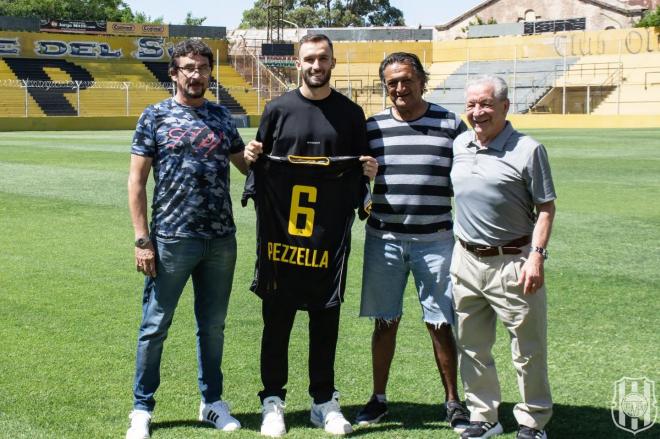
[302,68,331,89]
[180,81,207,99]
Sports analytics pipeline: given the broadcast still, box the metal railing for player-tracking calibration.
[229,36,295,111]
[2,62,659,117]
[0,80,258,117]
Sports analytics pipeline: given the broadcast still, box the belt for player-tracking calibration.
[458,236,531,257]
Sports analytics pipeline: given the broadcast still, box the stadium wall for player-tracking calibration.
[0,116,137,131]
[0,31,228,62]
[433,27,659,62]
[505,114,660,129]
[242,115,660,130]
[333,41,433,64]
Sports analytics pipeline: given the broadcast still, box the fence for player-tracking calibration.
[2,56,659,119]
[0,79,251,121]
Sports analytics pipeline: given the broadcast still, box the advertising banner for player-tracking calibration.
[40,19,106,34]
[106,22,169,37]
[0,31,228,61]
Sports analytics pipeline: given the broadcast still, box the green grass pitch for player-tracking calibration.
[0,128,658,438]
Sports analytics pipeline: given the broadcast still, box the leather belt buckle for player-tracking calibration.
[459,238,526,257]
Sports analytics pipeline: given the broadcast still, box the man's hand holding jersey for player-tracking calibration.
[244,139,377,180]
[244,140,263,164]
[359,156,377,180]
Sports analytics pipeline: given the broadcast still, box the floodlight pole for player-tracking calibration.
[216,49,220,105]
[124,82,130,116]
[347,51,352,101]
[466,48,471,114]
[76,81,80,117]
[562,39,567,115]
[257,59,261,113]
[617,41,622,115]
[513,47,517,113]
[382,52,386,110]
[23,80,28,117]
[280,18,299,41]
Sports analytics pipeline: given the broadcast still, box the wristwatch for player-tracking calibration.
[135,237,151,249]
[533,246,548,260]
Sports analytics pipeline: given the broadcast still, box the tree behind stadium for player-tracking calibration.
[635,5,660,27]
[0,0,204,24]
[240,0,405,28]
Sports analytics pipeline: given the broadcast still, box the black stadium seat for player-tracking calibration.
[4,58,94,116]
[142,61,246,114]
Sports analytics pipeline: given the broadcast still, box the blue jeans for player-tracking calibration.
[360,231,455,326]
[132,234,237,412]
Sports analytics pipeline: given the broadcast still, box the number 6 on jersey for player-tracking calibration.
[288,185,317,237]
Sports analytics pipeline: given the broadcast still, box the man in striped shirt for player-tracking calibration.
[355,52,470,431]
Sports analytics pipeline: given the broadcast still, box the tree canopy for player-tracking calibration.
[0,0,134,21]
[0,0,202,25]
[635,5,660,27]
[239,0,405,29]
[183,12,207,26]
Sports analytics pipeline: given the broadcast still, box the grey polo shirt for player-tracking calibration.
[451,121,556,246]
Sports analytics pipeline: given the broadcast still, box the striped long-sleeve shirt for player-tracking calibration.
[366,103,467,241]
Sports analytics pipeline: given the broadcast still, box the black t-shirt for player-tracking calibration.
[256,89,368,157]
[246,88,369,309]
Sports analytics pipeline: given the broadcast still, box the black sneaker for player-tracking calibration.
[355,396,388,425]
[517,425,547,439]
[461,421,504,438]
[446,400,470,432]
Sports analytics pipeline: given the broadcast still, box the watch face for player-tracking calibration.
[534,247,548,259]
[136,238,150,248]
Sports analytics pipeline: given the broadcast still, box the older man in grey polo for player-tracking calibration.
[450,75,556,439]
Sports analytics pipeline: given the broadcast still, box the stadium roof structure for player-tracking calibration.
[434,0,653,31]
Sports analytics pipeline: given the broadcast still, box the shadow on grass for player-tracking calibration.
[151,402,659,437]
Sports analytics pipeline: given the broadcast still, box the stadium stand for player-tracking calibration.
[0,56,260,117]
[3,58,94,115]
[0,31,260,118]
[535,53,660,114]
[142,62,246,114]
[0,59,44,116]
[426,58,580,115]
[0,25,658,125]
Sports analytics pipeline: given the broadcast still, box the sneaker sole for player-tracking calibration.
[452,419,471,433]
[310,413,323,429]
[464,423,504,439]
[260,427,286,437]
[310,414,352,435]
[199,414,241,431]
[453,424,469,433]
[357,411,388,426]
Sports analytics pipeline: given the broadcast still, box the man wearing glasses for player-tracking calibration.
[126,39,249,439]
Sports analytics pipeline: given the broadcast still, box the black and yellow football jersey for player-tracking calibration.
[243,155,370,310]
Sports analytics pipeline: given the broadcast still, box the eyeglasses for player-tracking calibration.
[177,65,212,77]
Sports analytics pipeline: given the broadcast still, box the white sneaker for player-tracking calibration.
[261,396,286,437]
[310,392,353,435]
[199,400,241,431]
[125,410,151,439]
